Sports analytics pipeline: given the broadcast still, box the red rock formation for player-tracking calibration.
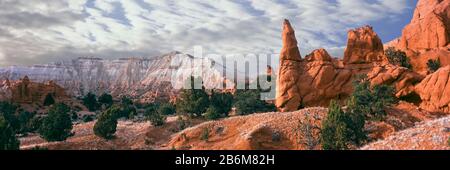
[344,26,386,64]
[399,0,450,50]
[8,76,68,104]
[275,21,425,111]
[305,48,332,62]
[276,19,303,112]
[386,0,450,75]
[368,65,424,97]
[415,66,450,112]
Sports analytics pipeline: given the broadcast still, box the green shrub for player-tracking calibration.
[321,100,366,150]
[176,79,210,117]
[158,103,176,115]
[0,115,20,150]
[352,75,396,120]
[204,106,222,120]
[38,103,73,141]
[43,93,55,106]
[146,110,166,127]
[200,128,210,141]
[427,59,441,73]
[0,102,19,131]
[210,91,233,117]
[98,93,113,108]
[17,111,36,133]
[233,89,276,115]
[94,105,121,139]
[82,92,99,111]
[385,47,412,69]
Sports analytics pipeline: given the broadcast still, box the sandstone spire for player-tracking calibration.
[276,19,302,112]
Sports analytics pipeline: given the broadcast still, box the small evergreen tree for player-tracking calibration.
[43,93,55,106]
[0,102,19,131]
[427,59,441,73]
[204,106,222,120]
[233,89,276,115]
[98,93,113,108]
[94,105,121,139]
[176,77,210,117]
[0,115,20,150]
[321,100,353,150]
[385,47,412,69]
[210,91,233,117]
[82,92,99,111]
[146,110,166,127]
[38,103,73,141]
[352,75,396,120]
[158,103,176,115]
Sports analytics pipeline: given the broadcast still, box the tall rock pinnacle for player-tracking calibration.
[276,19,303,112]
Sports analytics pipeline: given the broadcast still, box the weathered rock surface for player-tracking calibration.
[399,0,450,50]
[415,66,450,112]
[344,26,386,64]
[276,20,303,112]
[368,65,424,97]
[276,21,423,111]
[2,76,68,104]
[385,0,450,75]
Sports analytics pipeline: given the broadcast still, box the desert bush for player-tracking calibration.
[209,91,233,117]
[17,111,36,133]
[82,115,94,123]
[204,106,222,120]
[233,89,276,115]
[158,103,176,115]
[176,77,210,117]
[321,100,366,150]
[43,93,55,106]
[0,102,19,131]
[82,92,99,111]
[146,110,166,127]
[385,47,412,69]
[352,75,396,120]
[0,115,20,150]
[200,128,210,141]
[98,93,113,108]
[94,105,121,139]
[38,103,73,141]
[298,112,321,150]
[176,116,190,131]
[427,59,441,73]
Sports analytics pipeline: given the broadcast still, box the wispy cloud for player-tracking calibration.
[0,0,416,66]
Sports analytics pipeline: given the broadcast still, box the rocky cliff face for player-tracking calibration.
[387,0,450,75]
[0,52,232,103]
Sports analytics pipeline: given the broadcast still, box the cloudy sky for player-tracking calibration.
[0,0,418,66]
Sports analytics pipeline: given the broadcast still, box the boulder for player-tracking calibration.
[415,66,450,112]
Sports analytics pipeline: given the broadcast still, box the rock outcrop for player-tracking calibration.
[3,76,68,104]
[276,20,303,112]
[344,26,386,64]
[386,0,450,75]
[415,66,450,112]
[368,65,424,97]
[398,0,450,50]
[276,20,423,111]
